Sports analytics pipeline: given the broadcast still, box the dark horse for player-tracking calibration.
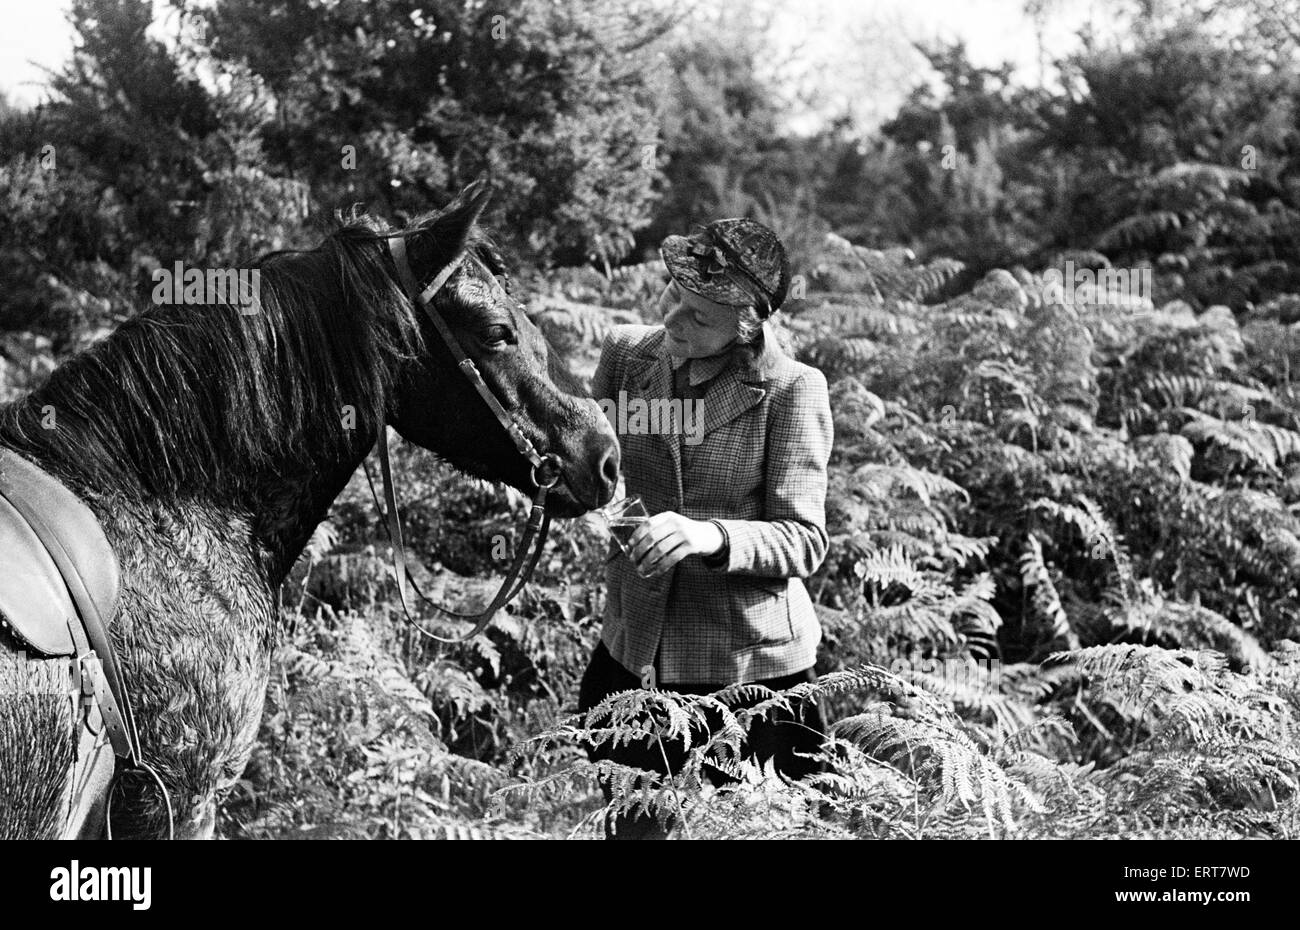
[0,179,619,838]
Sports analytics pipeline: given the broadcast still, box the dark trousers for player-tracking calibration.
[577,641,826,839]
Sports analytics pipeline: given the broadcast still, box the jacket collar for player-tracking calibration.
[643,322,784,384]
[668,348,731,388]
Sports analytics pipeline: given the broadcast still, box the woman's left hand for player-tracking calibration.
[627,512,725,578]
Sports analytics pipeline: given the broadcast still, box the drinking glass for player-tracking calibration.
[600,496,651,570]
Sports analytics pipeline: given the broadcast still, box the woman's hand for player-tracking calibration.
[627,512,725,578]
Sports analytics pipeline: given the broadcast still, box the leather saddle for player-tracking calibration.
[0,448,119,656]
[0,448,140,782]
[0,448,136,837]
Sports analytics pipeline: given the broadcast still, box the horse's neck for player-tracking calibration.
[7,399,378,586]
[0,300,393,586]
[251,429,380,585]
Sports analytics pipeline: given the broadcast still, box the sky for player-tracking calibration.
[759,0,1107,131]
[0,0,76,106]
[0,0,1111,129]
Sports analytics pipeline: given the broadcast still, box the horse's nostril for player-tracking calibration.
[599,445,620,494]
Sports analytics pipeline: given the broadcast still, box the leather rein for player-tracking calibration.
[376,235,561,644]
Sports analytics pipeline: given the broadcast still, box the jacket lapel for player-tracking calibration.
[701,327,783,434]
[702,375,767,435]
[630,346,684,508]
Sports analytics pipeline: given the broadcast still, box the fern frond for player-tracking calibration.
[833,711,1043,834]
[859,543,928,592]
[1019,535,1078,650]
[1095,210,1184,250]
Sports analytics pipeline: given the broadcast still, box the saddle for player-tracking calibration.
[0,448,138,836]
[0,449,118,655]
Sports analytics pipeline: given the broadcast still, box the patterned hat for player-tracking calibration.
[660,218,790,318]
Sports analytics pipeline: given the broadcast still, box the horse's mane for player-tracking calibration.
[0,213,503,504]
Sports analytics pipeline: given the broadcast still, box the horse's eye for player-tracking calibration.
[483,324,515,347]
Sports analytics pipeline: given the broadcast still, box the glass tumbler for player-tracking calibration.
[600,496,651,573]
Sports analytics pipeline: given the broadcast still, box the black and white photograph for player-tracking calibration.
[0,0,1292,895]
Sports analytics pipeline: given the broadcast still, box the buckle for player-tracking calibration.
[77,654,105,735]
[79,654,101,696]
[531,454,562,490]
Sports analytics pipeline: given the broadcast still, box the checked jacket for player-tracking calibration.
[590,323,834,684]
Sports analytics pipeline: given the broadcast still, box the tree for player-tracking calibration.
[181,0,675,266]
[1037,18,1300,308]
[639,7,783,248]
[871,42,1048,274]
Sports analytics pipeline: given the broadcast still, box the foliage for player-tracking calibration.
[182,0,674,266]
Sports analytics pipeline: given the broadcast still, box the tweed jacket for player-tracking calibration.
[591,322,833,684]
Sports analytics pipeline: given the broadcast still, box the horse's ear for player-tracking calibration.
[454,173,493,219]
[439,173,493,233]
[408,174,495,277]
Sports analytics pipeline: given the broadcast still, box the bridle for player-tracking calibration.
[375,234,562,644]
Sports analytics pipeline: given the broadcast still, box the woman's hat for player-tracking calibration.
[660,218,790,318]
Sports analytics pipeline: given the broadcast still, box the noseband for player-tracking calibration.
[375,235,561,644]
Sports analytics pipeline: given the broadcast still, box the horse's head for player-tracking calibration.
[384,179,619,516]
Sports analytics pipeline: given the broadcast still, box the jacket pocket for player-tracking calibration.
[725,574,794,649]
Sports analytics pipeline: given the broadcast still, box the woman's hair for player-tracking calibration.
[735,304,764,346]
[730,303,771,367]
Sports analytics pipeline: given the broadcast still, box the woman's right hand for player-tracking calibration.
[627,511,725,578]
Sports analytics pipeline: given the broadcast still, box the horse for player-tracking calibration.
[0,178,619,839]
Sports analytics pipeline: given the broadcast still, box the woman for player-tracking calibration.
[582,218,834,839]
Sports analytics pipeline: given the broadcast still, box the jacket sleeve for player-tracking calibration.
[712,367,833,578]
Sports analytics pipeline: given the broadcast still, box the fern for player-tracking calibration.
[812,237,964,301]
[834,709,1045,836]
[801,300,920,336]
[1179,407,1300,473]
[1019,535,1079,653]
[1095,210,1185,251]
